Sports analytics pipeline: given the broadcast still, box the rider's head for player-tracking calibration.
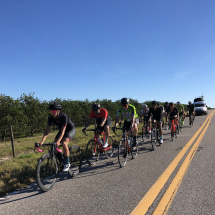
[165,102,169,106]
[169,102,174,108]
[92,103,101,115]
[121,98,129,110]
[188,101,192,105]
[151,100,157,109]
[142,104,147,109]
[49,103,61,117]
[177,101,181,106]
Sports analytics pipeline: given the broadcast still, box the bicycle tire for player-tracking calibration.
[131,137,138,159]
[151,128,156,150]
[118,138,128,167]
[36,153,58,192]
[86,139,99,167]
[104,135,115,158]
[68,145,82,177]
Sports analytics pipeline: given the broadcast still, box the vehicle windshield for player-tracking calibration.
[194,104,205,107]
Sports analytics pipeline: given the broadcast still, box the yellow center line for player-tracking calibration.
[130,112,213,215]
[152,111,214,215]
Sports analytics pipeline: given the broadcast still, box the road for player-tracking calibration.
[0,111,215,215]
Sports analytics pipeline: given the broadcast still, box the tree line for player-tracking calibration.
[0,93,189,140]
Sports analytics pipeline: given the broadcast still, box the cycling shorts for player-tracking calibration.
[55,128,76,141]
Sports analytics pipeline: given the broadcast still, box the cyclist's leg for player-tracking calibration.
[132,120,138,146]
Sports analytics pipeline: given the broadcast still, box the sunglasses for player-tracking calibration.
[50,110,57,114]
[122,104,128,107]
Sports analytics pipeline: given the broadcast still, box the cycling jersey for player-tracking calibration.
[147,107,162,122]
[140,108,149,118]
[164,105,169,112]
[187,104,195,112]
[159,105,164,115]
[177,104,184,113]
[167,107,179,119]
[117,104,138,122]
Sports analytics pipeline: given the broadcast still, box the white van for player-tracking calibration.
[193,100,208,115]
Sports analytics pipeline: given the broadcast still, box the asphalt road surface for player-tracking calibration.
[1,111,215,215]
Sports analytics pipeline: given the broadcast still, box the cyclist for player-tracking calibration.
[113,98,139,149]
[164,102,170,129]
[82,103,112,148]
[166,102,179,133]
[146,101,164,144]
[187,101,195,125]
[139,104,151,133]
[39,103,76,172]
[176,101,185,125]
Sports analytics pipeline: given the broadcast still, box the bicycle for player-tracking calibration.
[150,121,160,150]
[34,142,82,192]
[190,114,195,127]
[169,118,179,141]
[140,118,150,141]
[113,127,138,167]
[84,129,115,167]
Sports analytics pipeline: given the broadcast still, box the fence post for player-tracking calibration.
[10,125,15,157]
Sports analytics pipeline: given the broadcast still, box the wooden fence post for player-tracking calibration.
[10,125,15,157]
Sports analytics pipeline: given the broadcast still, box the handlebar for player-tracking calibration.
[34,142,62,153]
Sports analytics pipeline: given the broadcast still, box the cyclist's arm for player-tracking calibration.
[40,125,51,144]
[85,118,93,128]
[131,114,135,125]
[114,116,120,127]
[100,117,107,127]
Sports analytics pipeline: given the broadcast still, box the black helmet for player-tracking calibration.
[151,100,157,106]
[177,101,181,105]
[157,102,160,106]
[92,103,100,111]
[188,101,192,104]
[169,102,174,106]
[121,98,129,105]
[165,102,169,105]
[49,103,61,110]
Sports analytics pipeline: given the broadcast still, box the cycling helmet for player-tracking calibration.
[177,101,181,105]
[151,100,157,106]
[92,103,100,111]
[142,104,148,109]
[188,101,192,104]
[165,102,169,105]
[49,103,61,110]
[169,102,174,106]
[121,98,129,105]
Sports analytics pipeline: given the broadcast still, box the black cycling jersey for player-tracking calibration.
[167,107,178,118]
[147,107,162,122]
[48,112,75,132]
[164,105,169,112]
[187,104,195,112]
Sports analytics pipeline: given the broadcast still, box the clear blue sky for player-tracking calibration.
[1,0,215,107]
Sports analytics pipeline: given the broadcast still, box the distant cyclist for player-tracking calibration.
[82,103,112,148]
[164,102,170,129]
[166,102,179,131]
[146,101,164,144]
[187,101,195,125]
[113,98,139,148]
[139,104,151,133]
[39,103,76,172]
[176,101,185,125]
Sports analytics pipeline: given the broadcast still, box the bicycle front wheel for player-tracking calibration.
[104,135,115,158]
[68,145,82,177]
[86,139,99,166]
[151,128,157,150]
[36,153,58,192]
[118,138,128,167]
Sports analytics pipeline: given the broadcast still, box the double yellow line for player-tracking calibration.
[131,111,214,215]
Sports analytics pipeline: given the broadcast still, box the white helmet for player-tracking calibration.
[142,104,147,108]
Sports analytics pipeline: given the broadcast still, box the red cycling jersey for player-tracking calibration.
[89,108,108,119]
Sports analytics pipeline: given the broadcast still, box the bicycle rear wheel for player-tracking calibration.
[118,138,128,167]
[86,139,99,166]
[68,145,82,177]
[36,153,58,192]
[151,128,157,150]
[104,135,115,158]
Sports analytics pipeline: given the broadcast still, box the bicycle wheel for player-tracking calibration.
[118,138,128,167]
[36,153,58,192]
[151,128,157,150]
[142,126,145,141]
[68,145,82,177]
[131,137,138,159]
[104,135,115,158]
[86,139,99,166]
